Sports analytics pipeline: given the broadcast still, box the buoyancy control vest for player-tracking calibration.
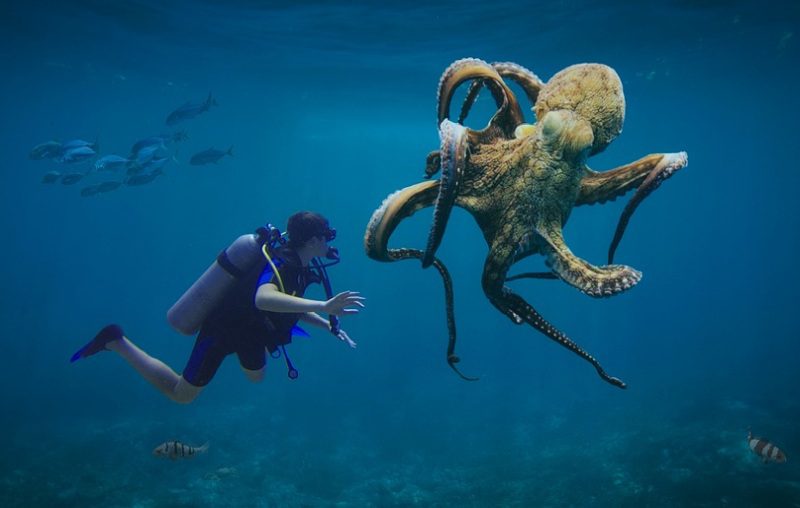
[167,224,341,337]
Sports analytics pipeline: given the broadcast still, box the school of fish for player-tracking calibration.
[30,92,233,197]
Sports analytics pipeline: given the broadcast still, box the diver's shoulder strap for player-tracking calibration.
[261,244,286,293]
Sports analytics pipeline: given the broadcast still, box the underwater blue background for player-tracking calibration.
[1,1,799,506]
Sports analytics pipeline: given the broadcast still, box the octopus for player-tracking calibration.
[364,58,688,388]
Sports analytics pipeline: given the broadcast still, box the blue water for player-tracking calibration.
[2,1,799,506]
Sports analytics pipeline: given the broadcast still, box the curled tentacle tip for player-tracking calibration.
[608,377,627,389]
[673,151,688,165]
[448,356,479,381]
[421,254,435,269]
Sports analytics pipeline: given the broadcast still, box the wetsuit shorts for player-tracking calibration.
[181,325,266,387]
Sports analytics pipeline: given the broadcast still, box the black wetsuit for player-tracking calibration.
[182,247,317,387]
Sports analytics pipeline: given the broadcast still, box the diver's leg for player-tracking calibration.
[172,377,203,404]
[236,342,266,383]
[108,337,202,404]
[241,366,265,383]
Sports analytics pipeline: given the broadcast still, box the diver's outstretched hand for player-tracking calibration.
[322,291,365,316]
[335,329,357,348]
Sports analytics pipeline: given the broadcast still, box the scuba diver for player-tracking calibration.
[70,211,365,404]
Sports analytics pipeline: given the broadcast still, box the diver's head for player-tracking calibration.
[287,211,336,259]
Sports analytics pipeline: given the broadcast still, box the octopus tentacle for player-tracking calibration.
[365,180,439,261]
[499,289,626,389]
[481,246,625,388]
[608,151,689,263]
[506,271,558,281]
[437,58,511,122]
[534,223,642,298]
[364,181,476,381]
[382,249,476,381]
[458,62,545,127]
[424,150,440,179]
[494,62,545,106]
[422,120,469,268]
[437,58,523,143]
[576,152,688,206]
[506,235,558,281]
[457,78,484,125]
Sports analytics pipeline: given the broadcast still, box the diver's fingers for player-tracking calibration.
[338,331,357,348]
[341,308,360,315]
[341,291,366,299]
[341,297,365,306]
[334,291,364,303]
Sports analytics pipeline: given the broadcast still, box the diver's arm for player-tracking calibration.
[298,312,330,330]
[256,284,366,315]
[255,284,324,313]
[299,312,358,348]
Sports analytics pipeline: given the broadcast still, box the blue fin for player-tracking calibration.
[70,324,124,362]
[291,325,310,338]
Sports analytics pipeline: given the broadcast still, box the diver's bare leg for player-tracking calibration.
[241,365,265,383]
[107,337,202,404]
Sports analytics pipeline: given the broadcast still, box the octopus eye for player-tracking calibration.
[540,112,564,141]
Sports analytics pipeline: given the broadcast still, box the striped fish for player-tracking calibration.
[153,440,209,460]
[747,431,787,463]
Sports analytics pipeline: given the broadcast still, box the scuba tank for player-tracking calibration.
[167,226,276,335]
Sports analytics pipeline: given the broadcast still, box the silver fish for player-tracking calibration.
[142,156,170,172]
[126,169,163,186]
[135,143,166,166]
[97,181,122,193]
[190,146,232,165]
[130,131,187,156]
[81,180,122,196]
[166,93,217,126]
[62,139,98,151]
[127,155,170,176]
[94,155,129,172]
[80,184,103,197]
[30,141,63,160]
[748,430,787,463]
[58,146,96,164]
[153,441,209,460]
[61,172,85,185]
[41,170,62,183]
